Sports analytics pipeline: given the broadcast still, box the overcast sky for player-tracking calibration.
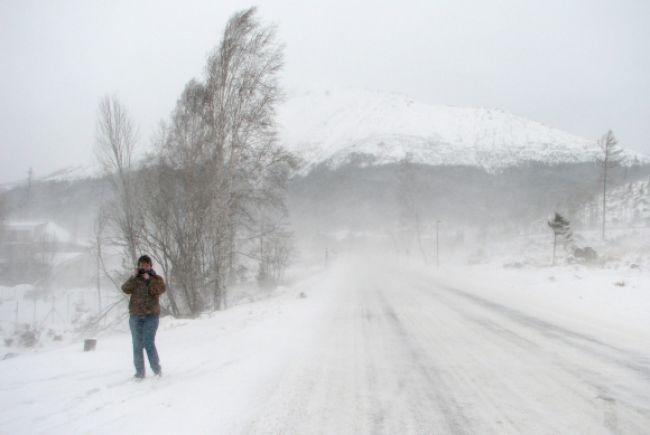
[1,0,649,183]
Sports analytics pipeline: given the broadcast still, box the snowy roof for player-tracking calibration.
[5,221,73,243]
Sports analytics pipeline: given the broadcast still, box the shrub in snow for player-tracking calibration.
[503,262,524,269]
[73,313,99,334]
[573,246,598,264]
[466,249,486,265]
[548,213,574,265]
[548,213,601,266]
[16,325,38,347]
[46,328,63,342]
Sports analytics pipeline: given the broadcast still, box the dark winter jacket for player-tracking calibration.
[121,271,166,315]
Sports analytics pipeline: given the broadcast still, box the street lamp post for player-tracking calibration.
[435,220,440,270]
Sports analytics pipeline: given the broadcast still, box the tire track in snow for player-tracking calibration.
[245,263,472,434]
[437,283,650,379]
[243,259,650,434]
[374,271,528,434]
[408,276,650,434]
[373,288,473,434]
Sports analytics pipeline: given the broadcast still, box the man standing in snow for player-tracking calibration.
[121,255,166,379]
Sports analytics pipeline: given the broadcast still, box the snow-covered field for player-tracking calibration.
[0,253,648,434]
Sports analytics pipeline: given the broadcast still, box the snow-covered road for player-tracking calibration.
[246,260,650,434]
[1,257,649,434]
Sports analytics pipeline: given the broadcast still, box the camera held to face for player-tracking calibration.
[138,268,147,276]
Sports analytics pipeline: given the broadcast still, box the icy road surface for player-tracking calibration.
[1,258,649,434]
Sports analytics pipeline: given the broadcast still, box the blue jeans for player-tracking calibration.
[129,314,161,376]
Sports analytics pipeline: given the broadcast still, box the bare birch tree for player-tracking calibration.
[109,8,293,317]
[396,154,428,262]
[0,195,6,246]
[95,95,141,264]
[202,7,285,304]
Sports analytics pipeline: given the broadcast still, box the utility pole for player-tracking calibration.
[435,220,440,270]
[602,161,607,241]
[96,244,102,316]
[325,246,329,268]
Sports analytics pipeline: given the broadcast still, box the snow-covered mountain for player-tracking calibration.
[277,89,648,173]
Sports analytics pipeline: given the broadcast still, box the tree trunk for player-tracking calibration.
[552,233,557,266]
[602,159,607,241]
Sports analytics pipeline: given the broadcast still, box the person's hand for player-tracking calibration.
[143,273,150,280]
[131,268,139,277]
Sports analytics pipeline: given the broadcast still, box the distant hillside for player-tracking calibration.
[0,165,101,190]
[0,176,110,241]
[289,161,650,235]
[2,162,649,245]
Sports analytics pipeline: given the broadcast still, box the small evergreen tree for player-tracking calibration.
[548,212,574,265]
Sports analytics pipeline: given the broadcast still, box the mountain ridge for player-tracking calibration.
[277,89,649,174]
